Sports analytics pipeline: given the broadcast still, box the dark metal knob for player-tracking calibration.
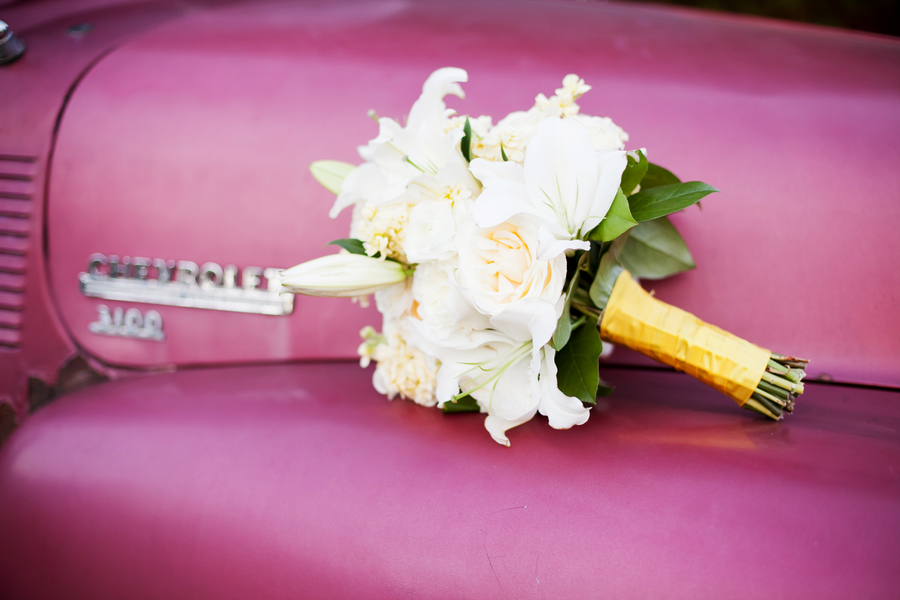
[0,21,26,65]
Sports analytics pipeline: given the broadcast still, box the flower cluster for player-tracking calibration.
[290,68,633,445]
[283,68,806,441]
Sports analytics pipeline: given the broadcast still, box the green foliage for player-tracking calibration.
[628,181,718,222]
[614,217,695,280]
[621,150,648,196]
[310,160,356,195]
[328,238,367,255]
[555,322,603,406]
[588,188,637,242]
[589,252,624,309]
[588,240,603,274]
[441,395,480,413]
[461,117,472,162]
[552,254,588,351]
[551,269,581,351]
[640,162,681,190]
[596,375,614,398]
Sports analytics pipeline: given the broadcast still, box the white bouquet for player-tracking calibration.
[282,68,807,446]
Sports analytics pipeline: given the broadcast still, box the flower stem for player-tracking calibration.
[571,301,602,322]
[743,353,808,420]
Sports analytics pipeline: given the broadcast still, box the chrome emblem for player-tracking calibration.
[79,254,294,316]
[90,305,165,342]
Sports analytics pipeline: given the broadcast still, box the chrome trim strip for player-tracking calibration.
[79,273,294,316]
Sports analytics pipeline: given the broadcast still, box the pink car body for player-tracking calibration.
[0,1,898,597]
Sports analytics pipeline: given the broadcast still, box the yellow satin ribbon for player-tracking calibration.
[599,271,770,406]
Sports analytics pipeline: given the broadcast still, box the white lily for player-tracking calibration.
[470,116,627,241]
[280,254,410,297]
[536,345,591,431]
[330,67,472,219]
[408,320,589,446]
[475,345,591,446]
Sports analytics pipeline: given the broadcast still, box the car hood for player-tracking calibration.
[42,0,900,386]
[1,361,898,598]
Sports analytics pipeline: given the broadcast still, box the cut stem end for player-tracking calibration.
[744,353,808,420]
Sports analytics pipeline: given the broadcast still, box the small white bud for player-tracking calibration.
[280,254,410,298]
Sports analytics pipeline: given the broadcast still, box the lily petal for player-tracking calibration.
[489,297,559,348]
[537,225,589,261]
[581,150,628,233]
[407,67,468,133]
[485,410,538,447]
[469,158,526,187]
[472,181,536,228]
[538,346,591,429]
[524,117,600,236]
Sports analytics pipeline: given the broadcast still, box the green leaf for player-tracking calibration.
[551,266,582,351]
[461,117,472,162]
[551,301,572,351]
[555,321,603,406]
[628,181,718,222]
[620,150,648,196]
[310,160,356,195]
[588,240,602,275]
[589,251,624,309]
[588,188,637,242]
[641,162,681,189]
[441,395,480,413]
[597,375,614,397]
[500,142,509,162]
[615,217,695,280]
[328,238,367,255]
[552,253,588,350]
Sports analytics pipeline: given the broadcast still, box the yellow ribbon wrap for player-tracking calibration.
[599,271,770,406]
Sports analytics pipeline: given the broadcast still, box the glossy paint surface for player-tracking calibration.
[45,0,900,385]
[4,3,898,597]
[1,362,898,598]
[0,1,197,413]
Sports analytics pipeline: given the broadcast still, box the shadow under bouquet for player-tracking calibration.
[282,68,807,446]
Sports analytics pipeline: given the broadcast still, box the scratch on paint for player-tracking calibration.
[491,505,526,515]
[535,553,540,584]
[481,529,503,592]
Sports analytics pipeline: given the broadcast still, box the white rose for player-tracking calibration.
[568,114,629,151]
[456,215,566,319]
[411,261,458,341]
[374,277,413,320]
[403,201,457,264]
[452,214,577,379]
[402,179,476,264]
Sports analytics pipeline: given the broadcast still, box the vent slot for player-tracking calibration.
[0,155,35,349]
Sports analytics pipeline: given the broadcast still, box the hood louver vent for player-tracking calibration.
[0,154,35,349]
